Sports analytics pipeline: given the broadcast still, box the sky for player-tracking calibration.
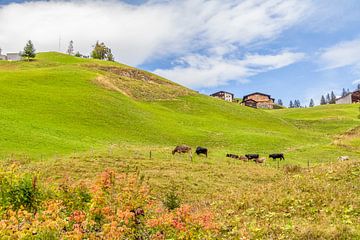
[1,0,360,106]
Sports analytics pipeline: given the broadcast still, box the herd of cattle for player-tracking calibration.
[172,145,285,164]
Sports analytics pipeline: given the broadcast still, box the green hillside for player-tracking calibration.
[0,52,359,239]
[0,52,359,163]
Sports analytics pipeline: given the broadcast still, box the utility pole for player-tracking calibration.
[58,36,61,52]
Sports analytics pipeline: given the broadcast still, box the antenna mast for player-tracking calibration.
[59,36,61,52]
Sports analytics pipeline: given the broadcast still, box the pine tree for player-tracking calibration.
[309,99,314,107]
[357,83,360,90]
[106,48,114,61]
[277,99,283,106]
[320,95,326,105]
[330,91,336,104]
[67,40,74,55]
[342,88,347,97]
[74,51,82,57]
[22,40,36,61]
[326,93,331,104]
[289,100,294,108]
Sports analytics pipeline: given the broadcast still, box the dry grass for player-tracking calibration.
[88,64,194,101]
[6,149,359,239]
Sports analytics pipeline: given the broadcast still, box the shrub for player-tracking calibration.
[0,167,218,239]
[0,166,41,213]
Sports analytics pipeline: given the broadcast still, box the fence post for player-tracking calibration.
[307,159,310,170]
[149,150,152,160]
[109,145,112,156]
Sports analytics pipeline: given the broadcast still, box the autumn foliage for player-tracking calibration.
[0,166,219,239]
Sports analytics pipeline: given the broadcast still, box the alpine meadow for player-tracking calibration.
[0,52,359,239]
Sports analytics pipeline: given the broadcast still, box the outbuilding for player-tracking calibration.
[335,90,360,104]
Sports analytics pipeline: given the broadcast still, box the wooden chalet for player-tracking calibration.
[241,92,275,109]
[210,91,234,102]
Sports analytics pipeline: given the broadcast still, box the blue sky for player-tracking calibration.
[1,0,360,106]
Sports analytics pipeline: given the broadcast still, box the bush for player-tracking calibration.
[0,167,218,239]
[0,166,41,212]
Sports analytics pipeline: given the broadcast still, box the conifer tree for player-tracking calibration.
[67,40,74,55]
[342,88,347,97]
[330,91,336,104]
[309,99,314,107]
[320,95,326,105]
[22,40,36,61]
[289,100,294,108]
[326,93,331,104]
[277,99,283,106]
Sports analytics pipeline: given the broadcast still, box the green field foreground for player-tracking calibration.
[0,53,359,239]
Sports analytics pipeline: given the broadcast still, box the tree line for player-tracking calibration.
[276,85,360,109]
[319,86,360,105]
[20,40,115,62]
[277,99,307,108]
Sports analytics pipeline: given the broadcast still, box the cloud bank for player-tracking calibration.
[154,51,305,88]
[0,0,310,87]
[318,39,360,70]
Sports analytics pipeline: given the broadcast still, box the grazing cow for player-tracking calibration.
[245,154,259,160]
[269,153,285,161]
[338,156,349,161]
[195,147,208,157]
[172,145,191,155]
[226,153,239,159]
[239,155,248,161]
[254,157,266,164]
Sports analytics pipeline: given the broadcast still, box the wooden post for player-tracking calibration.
[307,159,310,169]
[190,153,193,161]
[149,150,152,160]
[109,145,112,156]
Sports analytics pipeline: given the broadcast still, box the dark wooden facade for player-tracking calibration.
[351,90,360,103]
[241,92,275,109]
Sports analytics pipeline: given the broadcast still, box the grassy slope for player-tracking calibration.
[1,53,359,238]
[0,52,335,160]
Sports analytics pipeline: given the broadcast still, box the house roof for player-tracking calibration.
[242,92,271,99]
[210,91,234,97]
[335,92,352,101]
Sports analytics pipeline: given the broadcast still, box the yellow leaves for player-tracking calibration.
[0,168,219,239]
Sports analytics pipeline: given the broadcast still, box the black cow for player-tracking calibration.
[195,147,208,157]
[226,153,239,159]
[269,153,285,161]
[245,154,259,160]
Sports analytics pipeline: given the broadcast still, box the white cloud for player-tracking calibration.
[353,79,360,84]
[318,39,360,70]
[154,51,304,88]
[0,0,310,87]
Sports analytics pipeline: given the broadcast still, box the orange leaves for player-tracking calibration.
[0,169,219,239]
